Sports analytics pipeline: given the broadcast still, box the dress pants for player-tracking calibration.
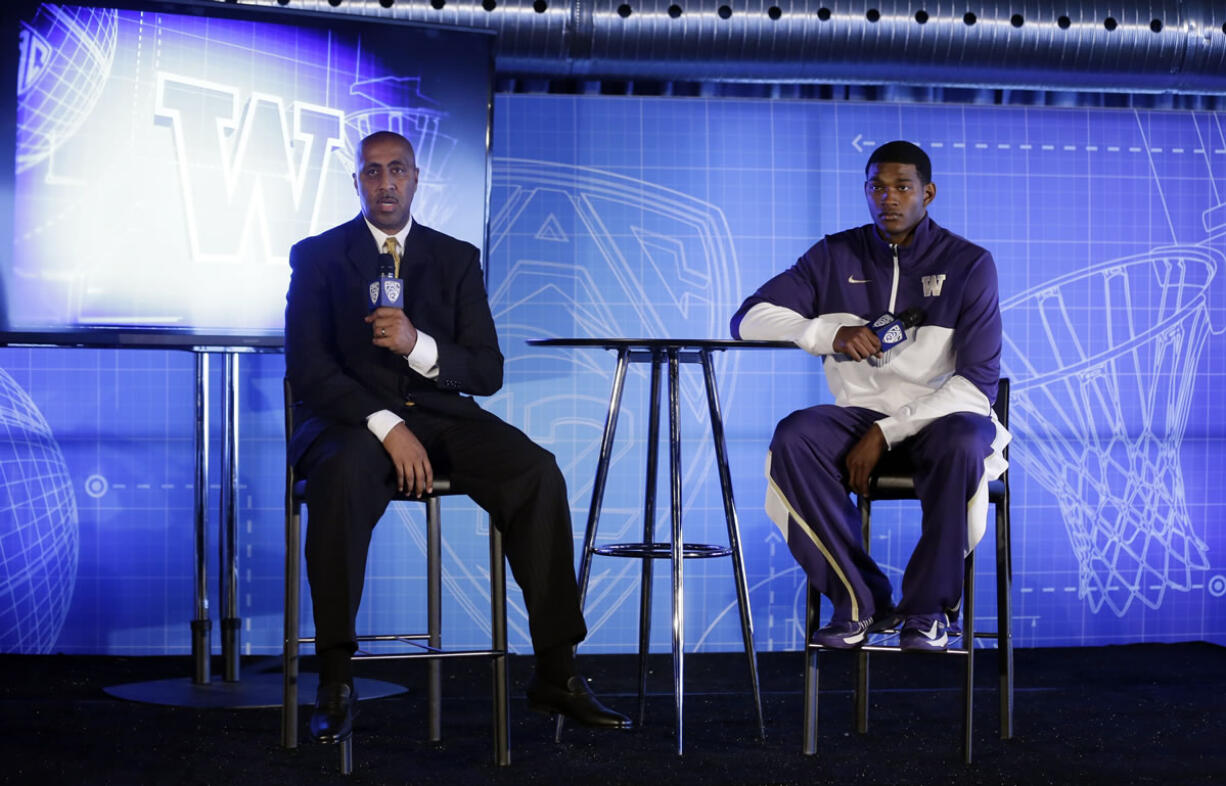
[297,404,588,662]
[768,405,995,622]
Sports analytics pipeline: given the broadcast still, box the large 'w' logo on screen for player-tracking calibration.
[154,73,346,264]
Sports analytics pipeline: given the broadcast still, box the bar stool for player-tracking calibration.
[281,380,510,774]
[802,378,1013,764]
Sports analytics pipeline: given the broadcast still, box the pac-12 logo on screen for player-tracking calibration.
[16,23,52,96]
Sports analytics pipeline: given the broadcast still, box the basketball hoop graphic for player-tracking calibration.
[1001,108,1226,617]
[1002,243,1221,615]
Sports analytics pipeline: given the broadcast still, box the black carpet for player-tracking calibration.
[1,643,1222,785]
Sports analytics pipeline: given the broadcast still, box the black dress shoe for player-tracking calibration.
[309,682,356,744]
[526,674,632,729]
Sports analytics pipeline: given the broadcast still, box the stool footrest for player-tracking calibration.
[592,541,733,559]
[352,648,507,662]
[806,630,972,655]
[297,633,430,644]
[297,633,507,661]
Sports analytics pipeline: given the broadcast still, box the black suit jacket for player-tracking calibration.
[284,214,503,466]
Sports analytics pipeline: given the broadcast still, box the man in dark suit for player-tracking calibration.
[285,130,630,743]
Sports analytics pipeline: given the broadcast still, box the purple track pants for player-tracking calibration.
[766,404,997,622]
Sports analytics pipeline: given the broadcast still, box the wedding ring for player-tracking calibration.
[381,328,387,336]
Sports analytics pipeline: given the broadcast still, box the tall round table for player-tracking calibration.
[527,337,793,754]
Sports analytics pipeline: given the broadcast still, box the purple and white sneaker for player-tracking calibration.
[900,613,950,652]
[812,617,875,649]
[812,611,900,650]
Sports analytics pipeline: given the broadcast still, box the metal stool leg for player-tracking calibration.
[576,347,631,604]
[427,495,442,742]
[802,588,819,755]
[667,349,686,755]
[636,353,663,727]
[339,738,352,775]
[700,349,765,739]
[491,526,511,766]
[282,501,301,749]
[962,550,976,764]
[997,501,1014,739]
[855,497,871,734]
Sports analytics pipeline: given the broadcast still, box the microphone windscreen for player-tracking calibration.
[898,307,926,328]
[377,253,396,277]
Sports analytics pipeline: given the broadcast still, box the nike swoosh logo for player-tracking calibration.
[848,275,871,284]
[921,621,947,646]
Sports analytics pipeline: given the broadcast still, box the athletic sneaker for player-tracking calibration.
[811,611,900,650]
[900,612,950,652]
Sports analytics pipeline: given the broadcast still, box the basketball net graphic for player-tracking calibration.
[1001,112,1225,615]
[1001,245,1219,615]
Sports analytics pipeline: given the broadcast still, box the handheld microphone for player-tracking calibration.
[868,307,925,350]
[368,252,404,311]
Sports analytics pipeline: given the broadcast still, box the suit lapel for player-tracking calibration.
[400,221,432,279]
[343,214,379,282]
[400,223,439,318]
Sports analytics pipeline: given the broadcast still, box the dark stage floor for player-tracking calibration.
[1,643,1222,785]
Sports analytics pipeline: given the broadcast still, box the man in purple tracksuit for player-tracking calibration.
[730,141,1010,651]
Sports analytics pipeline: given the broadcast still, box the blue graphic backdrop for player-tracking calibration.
[488,96,1226,652]
[2,91,1224,655]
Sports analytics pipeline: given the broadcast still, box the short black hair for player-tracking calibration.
[866,140,932,185]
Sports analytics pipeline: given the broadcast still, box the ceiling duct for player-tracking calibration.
[228,1,1226,94]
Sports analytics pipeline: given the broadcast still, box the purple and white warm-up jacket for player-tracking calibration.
[731,215,1010,549]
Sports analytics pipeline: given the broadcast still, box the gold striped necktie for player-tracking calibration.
[383,236,401,278]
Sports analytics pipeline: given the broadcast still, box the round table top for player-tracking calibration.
[526,337,795,350]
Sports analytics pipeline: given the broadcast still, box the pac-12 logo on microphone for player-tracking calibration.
[881,324,905,345]
[369,280,403,308]
[871,313,894,329]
